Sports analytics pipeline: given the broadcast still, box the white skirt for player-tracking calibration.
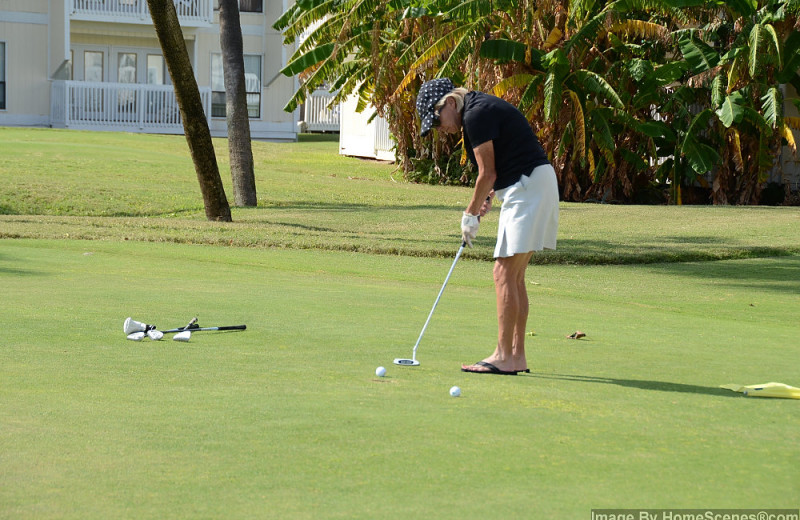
[493,164,559,258]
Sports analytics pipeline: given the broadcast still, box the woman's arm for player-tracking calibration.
[466,140,497,215]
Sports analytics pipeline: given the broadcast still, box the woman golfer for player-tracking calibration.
[416,78,559,375]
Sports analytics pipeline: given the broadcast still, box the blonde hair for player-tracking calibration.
[435,87,468,112]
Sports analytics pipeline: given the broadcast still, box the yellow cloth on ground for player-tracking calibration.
[720,382,800,399]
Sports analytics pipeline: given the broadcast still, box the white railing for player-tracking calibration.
[51,81,212,133]
[69,0,213,26]
[304,89,340,132]
[374,114,393,154]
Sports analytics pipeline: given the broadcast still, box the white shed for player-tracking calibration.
[338,94,395,162]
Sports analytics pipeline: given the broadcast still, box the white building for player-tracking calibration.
[0,0,299,140]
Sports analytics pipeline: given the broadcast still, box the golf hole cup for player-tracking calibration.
[376,366,387,377]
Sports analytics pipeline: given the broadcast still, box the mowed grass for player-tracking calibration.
[1,127,799,518]
[1,127,799,263]
[2,240,798,519]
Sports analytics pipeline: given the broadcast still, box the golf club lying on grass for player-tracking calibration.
[124,317,246,342]
[394,240,467,367]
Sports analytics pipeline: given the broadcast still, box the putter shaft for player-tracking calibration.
[410,242,466,360]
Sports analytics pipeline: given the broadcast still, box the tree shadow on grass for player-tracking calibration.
[649,256,800,295]
[528,373,739,398]
[263,200,469,214]
[0,252,41,276]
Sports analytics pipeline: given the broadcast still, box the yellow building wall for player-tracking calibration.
[5,0,47,13]
[0,20,50,117]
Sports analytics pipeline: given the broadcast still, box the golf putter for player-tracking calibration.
[394,203,487,366]
[394,241,466,366]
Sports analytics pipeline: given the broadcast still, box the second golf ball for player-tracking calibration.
[376,366,387,377]
[449,386,461,397]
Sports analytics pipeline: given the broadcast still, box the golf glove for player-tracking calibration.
[461,212,480,248]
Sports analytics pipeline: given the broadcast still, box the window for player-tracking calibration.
[214,0,263,12]
[118,53,137,83]
[0,42,5,110]
[117,53,137,111]
[239,0,263,11]
[147,55,166,85]
[84,51,103,82]
[211,53,261,118]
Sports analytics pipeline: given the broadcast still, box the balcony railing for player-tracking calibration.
[51,81,212,134]
[69,0,213,26]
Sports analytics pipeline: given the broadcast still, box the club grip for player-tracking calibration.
[217,325,246,331]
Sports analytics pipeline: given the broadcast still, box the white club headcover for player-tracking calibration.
[173,331,191,342]
[124,317,148,335]
[126,332,145,341]
[147,330,164,341]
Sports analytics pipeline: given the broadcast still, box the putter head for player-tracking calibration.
[393,358,420,366]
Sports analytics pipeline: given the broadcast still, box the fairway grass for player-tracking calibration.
[2,239,798,519]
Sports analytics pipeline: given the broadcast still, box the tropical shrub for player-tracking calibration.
[274,0,800,204]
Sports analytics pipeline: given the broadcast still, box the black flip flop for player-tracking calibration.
[461,361,517,376]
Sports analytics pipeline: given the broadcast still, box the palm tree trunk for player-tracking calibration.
[147,0,232,222]
[219,0,258,207]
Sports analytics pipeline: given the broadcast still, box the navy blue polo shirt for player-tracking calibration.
[462,91,550,190]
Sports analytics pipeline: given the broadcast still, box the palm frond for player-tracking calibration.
[480,38,528,64]
[687,65,722,88]
[393,19,477,98]
[273,3,303,32]
[727,52,745,92]
[786,116,800,131]
[590,108,616,152]
[543,71,562,122]
[543,27,563,50]
[781,123,797,156]
[742,105,772,134]
[608,20,668,42]
[393,70,418,99]
[681,109,719,175]
[678,35,720,73]
[568,70,625,110]
[345,0,384,22]
[407,23,475,73]
[762,23,781,69]
[491,74,537,97]
[711,73,726,108]
[278,0,341,44]
[281,43,336,77]
[438,22,483,79]
[520,74,546,117]
[724,0,757,17]
[761,86,781,129]
[778,30,800,82]
[748,23,765,78]
[716,91,746,128]
[567,89,586,161]
[445,0,496,20]
[564,10,607,55]
[727,128,744,173]
[355,81,374,113]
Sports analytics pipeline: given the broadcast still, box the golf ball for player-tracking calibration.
[376,366,387,377]
[449,386,461,397]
